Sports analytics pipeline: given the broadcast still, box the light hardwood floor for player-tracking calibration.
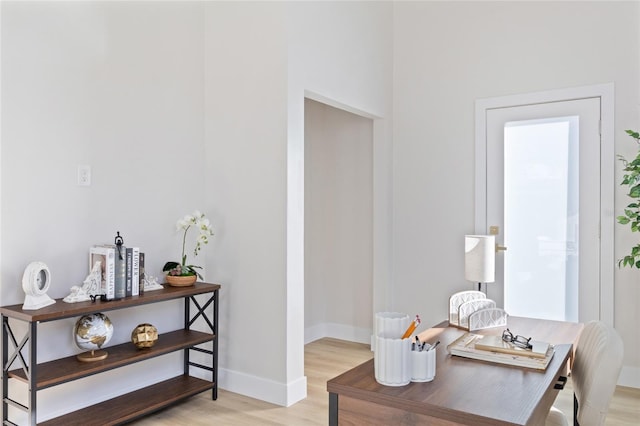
[134,338,640,425]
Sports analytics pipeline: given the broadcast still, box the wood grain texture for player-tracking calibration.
[9,330,213,389]
[0,282,220,322]
[339,395,462,426]
[329,318,578,425]
[129,338,639,426]
[1,283,219,425]
[41,376,213,426]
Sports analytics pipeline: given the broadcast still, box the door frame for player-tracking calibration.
[474,83,615,326]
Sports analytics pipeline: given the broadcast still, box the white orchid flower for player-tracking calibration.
[197,218,211,230]
[165,210,215,278]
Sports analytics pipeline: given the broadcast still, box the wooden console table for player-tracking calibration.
[327,317,582,426]
[1,282,220,425]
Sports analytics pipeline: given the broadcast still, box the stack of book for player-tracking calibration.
[89,245,146,300]
[447,332,554,370]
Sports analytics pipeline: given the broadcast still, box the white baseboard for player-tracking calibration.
[619,365,640,389]
[216,367,307,407]
[304,322,372,345]
[210,323,369,407]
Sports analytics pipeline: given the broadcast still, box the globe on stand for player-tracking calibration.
[73,313,114,362]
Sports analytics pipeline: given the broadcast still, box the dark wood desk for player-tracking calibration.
[327,317,583,426]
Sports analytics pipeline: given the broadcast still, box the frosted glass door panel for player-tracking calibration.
[485,97,601,323]
[503,118,578,322]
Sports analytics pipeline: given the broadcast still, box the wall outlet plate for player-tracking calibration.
[77,165,91,186]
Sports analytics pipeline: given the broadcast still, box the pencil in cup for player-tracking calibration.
[401,315,421,339]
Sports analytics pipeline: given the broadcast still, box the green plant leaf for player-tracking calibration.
[626,129,640,139]
[163,261,180,271]
[630,185,640,198]
[609,130,640,267]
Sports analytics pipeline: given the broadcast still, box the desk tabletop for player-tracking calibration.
[327,317,583,426]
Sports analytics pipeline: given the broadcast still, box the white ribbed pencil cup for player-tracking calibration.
[374,336,411,386]
[411,348,436,382]
[373,312,410,352]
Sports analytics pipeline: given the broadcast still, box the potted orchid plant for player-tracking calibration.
[163,210,214,286]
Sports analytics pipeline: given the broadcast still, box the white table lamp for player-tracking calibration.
[465,235,495,293]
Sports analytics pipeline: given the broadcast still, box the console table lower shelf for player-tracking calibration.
[40,375,213,426]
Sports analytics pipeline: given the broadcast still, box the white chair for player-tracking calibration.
[546,321,624,426]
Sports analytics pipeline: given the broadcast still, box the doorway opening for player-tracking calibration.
[303,98,373,344]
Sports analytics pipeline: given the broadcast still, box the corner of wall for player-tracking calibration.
[215,368,307,407]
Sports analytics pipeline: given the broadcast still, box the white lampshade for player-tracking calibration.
[465,235,495,283]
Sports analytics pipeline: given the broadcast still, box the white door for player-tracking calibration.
[477,86,614,324]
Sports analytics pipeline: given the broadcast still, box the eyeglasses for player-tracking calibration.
[502,328,532,350]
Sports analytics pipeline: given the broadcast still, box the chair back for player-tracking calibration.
[572,321,624,426]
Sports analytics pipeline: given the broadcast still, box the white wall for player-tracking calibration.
[392,1,640,386]
[202,0,292,404]
[1,2,206,421]
[286,0,393,405]
[0,1,394,415]
[4,1,637,421]
[206,1,393,406]
[304,99,373,345]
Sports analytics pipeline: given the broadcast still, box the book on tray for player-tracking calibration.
[447,332,554,370]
